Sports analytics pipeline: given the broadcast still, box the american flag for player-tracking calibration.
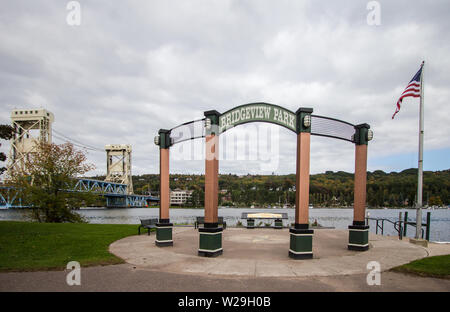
[392,62,424,119]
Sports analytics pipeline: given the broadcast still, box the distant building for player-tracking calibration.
[170,189,193,205]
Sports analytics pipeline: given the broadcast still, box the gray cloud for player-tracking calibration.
[1,0,449,179]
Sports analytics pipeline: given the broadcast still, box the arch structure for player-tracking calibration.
[154,102,373,259]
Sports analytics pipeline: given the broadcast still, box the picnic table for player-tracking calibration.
[241,212,289,229]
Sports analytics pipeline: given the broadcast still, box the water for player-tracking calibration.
[1,207,449,242]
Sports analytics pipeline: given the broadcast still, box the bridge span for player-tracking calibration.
[74,178,159,208]
[0,178,159,209]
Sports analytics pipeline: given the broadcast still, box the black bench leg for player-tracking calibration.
[138,227,141,235]
[148,228,150,236]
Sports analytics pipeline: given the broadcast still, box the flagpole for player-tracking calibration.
[415,61,425,240]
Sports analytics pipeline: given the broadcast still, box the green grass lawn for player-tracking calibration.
[391,254,450,279]
[0,221,146,272]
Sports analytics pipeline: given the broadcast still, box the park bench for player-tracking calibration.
[194,216,227,229]
[138,218,158,235]
[241,212,289,229]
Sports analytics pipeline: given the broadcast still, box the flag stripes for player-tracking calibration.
[392,63,424,119]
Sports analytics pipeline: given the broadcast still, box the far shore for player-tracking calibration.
[79,206,449,210]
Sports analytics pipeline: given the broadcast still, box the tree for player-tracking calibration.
[9,142,96,223]
[0,124,15,175]
[428,196,443,207]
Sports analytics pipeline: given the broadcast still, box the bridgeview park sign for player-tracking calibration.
[218,103,297,133]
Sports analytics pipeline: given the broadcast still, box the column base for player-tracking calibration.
[289,225,313,260]
[288,251,313,259]
[198,226,223,257]
[348,224,369,251]
[156,222,173,247]
[198,249,223,257]
[155,240,173,247]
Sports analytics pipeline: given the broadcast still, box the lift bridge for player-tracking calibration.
[0,109,159,209]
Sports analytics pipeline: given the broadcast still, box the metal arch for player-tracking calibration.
[310,114,357,143]
[170,118,206,132]
[165,104,359,145]
[169,118,206,146]
[311,114,355,127]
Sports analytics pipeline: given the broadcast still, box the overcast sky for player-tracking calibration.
[1,0,449,178]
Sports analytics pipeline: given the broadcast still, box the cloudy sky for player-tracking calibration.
[1,0,449,178]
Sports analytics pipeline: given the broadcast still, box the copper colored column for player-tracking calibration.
[159,148,170,221]
[204,134,219,224]
[295,132,311,225]
[353,144,368,223]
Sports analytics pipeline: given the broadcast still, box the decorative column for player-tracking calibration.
[198,110,222,257]
[155,129,173,247]
[289,108,314,260]
[348,124,372,251]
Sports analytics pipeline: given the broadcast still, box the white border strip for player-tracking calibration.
[198,248,223,253]
[348,243,369,247]
[289,249,313,255]
[156,239,173,243]
[199,231,223,235]
[290,233,314,236]
[349,229,369,232]
[156,226,173,229]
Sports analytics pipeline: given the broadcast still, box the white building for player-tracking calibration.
[170,189,193,205]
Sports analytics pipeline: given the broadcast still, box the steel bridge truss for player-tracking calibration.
[0,186,26,209]
[74,178,158,208]
[74,178,128,195]
[0,179,159,209]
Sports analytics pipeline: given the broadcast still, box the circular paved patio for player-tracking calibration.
[110,227,432,278]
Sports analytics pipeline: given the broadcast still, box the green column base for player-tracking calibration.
[155,222,173,247]
[246,219,255,229]
[289,225,313,259]
[348,224,369,251]
[274,219,283,229]
[198,226,223,257]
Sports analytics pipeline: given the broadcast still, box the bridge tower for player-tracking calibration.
[7,108,54,175]
[105,144,133,194]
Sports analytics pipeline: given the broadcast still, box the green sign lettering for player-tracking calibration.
[219,103,296,133]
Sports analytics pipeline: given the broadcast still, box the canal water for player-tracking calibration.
[1,207,449,242]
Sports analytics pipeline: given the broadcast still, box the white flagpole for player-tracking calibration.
[415,61,425,239]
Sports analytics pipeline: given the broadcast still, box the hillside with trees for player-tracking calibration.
[93,168,450,208]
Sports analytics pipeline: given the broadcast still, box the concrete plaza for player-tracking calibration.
[110,227,448,278]
[0,227,449,291]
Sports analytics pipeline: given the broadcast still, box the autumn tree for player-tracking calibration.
[9,142,96,222]
[428,196,443,207]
